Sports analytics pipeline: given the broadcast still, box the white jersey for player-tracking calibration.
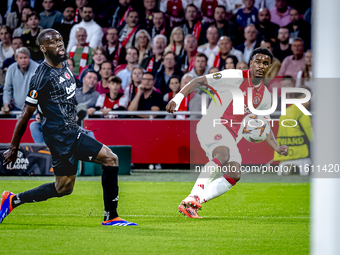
[198,69,272,139]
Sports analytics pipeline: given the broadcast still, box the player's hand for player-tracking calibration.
[166,101,177,114]
[3,147,18,169]
[1,105,10,114]
[275,145,289,156]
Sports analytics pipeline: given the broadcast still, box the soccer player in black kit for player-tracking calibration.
[0,29,137,226]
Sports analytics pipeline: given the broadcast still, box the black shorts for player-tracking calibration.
[45,132,103,176]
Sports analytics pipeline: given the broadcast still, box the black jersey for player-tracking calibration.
[25,61,79,137]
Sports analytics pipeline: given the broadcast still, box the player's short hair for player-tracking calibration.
[250,47,273,63]
[37,28,58,45]
[195,52,208,62]
[143,72,154,78]
[108,76,122,84]
[99,60,113,71]
[15,47,30,57]
[27,12,40,21]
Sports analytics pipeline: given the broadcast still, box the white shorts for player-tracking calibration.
[196,123,242,165]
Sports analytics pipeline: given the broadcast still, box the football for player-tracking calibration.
[239,114,270,143]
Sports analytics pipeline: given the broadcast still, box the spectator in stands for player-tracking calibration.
[296,50,312,89]
[160,0,185,28]
[6,0,30,29]
[203,5,237,46]
[95,61,113,94]
[164,27,185,57]
[127,72,163,117]
[181,4,202,43]
[142,0,157,31]
[188,53,209,78]
[105,0,132,28]
[0,26,14,69]
[272,27,292,62]
[178,34,198,73]
[225,55,239,69]
[278,38,305,78]
[118,10,140,49]
[124,66,143,104]
[74,0,88,23]
[66,58,75,75]
[95,76,128,118]
[260,39,281,79]
[2,47,38,114]
[237,24,260,63]
[52,4,75,49]
[150,11,171,43]
[2,37,23,71]
[270,0,291,27]
[39,0,63,28]
[13,6,33,37]
[117,46,139,90]
[103,27,126,67]
[67,5,103,52]
[286,8,311,49]
[134,29,151,65]
[140,35,167,75]
[235,0,259,28]
[79,46,107,80]
[29,113,44,143]
[155,51,182,95]
[21,12,44,62]
[208,66,219,74]
[274,86,313,175]
[75,69,100,116]
[236,61,249,70]
[68,27,92,77]
[197,26,219,59]
[163,75,181,104]
[255,8,279,42]
[208,36,243,69]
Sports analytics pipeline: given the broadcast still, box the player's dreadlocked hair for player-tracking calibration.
[37,29,58,46]
[250,47,274,64]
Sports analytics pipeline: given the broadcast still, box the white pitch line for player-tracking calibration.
[19,213,309,219]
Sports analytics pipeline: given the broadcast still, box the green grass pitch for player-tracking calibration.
[0,177,309,255]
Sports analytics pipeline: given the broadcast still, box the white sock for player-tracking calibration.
[200,175,236,203]
[189,160,220,200]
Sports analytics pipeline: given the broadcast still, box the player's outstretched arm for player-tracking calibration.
[265,129,289,156]
[166,75,208,114]
[3,104,37,168]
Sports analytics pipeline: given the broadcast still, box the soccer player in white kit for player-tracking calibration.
[166,48,289,218]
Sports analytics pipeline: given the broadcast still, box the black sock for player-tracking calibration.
[12,182,62,209]
[102,166,119,221]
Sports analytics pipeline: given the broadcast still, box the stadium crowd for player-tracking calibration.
[0,0,312,119]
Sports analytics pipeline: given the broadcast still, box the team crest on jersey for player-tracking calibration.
[30,90,38,98]
[214,134,222,141]
[213,73,222,80]
[65,72,71,80]
[253,96,261,105]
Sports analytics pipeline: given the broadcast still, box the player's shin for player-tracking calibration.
[102,166,119,221]
[189,159,221,200]
[11,182,62,208]
[199,174,237,203]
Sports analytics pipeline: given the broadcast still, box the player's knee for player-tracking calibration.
[103,150,118,167]
[232,172,241,182]
[213,147,230,166]
[56,185,73,196]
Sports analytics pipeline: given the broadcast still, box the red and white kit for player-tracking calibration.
[197,69,272,165]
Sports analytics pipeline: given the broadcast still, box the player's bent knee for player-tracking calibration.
[56,186,73,196]
[103,151,118,167]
